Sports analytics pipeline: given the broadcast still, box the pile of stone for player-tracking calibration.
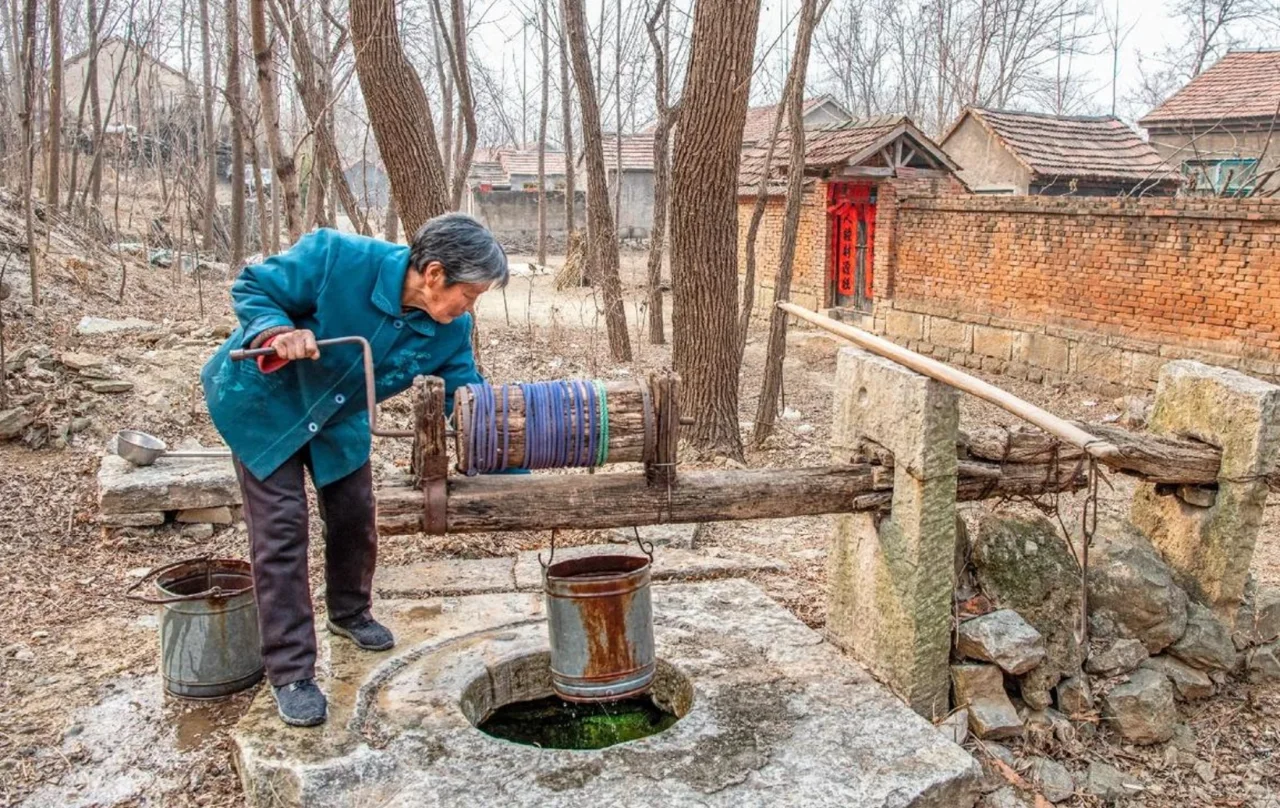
[950,512,1280,805]
[97,445,242,539]
[1,345,140,448]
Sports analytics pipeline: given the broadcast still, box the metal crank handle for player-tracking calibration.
[228,335,412,439]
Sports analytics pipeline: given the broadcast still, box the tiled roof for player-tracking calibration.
[740,95,848,144]
[738,115,909,190]
[958,108,1179,183]
[498,149,567,177]
[468,161,508,186]
[593,133,657,171]
[1140,50,1280,126]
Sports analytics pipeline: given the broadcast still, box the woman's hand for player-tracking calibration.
[272,329,321,361]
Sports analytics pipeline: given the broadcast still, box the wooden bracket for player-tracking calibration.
[412,375,449,535]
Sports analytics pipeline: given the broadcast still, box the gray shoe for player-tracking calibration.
[327,615,395,652]
[273,678,327,727]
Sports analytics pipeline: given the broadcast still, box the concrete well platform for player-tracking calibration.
[232,579,980,807]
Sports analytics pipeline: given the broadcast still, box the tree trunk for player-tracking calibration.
[45,0,62,210]
[251,0,303,242]
[383,195,399,241]
[226,0,246,266]
[669,0,761,458]
[612,0,621,222]
[537,0,548,267]
[198,0,217,250]
[559,18,576,235]
[350,0,449,232]
[753,0,823,446]
[19,0,36,301]
[562,0,631,362]
[644,0,672,345]
[86,0,103,208]
[428,0,453,186]
[738,92,788,352]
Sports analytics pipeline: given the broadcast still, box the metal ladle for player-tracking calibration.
[116,429,231,466]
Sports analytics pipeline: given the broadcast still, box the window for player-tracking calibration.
[1183,158,1259,195]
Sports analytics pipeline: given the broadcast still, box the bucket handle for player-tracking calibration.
[124,555,254,604]
[537,527,654,571]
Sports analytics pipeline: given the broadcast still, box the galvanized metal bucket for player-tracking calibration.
[543,549,656,703]
[127,557,264,699]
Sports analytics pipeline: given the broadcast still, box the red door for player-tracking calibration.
[827,182,876,310]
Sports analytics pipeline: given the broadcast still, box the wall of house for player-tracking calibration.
[62,41,198,129]
[940,116,1030,194]
[737,183,830,313]
[471,189,587,253]
[875,196,1280,393]
[608,171,655,240]
[1147,126,1280,195]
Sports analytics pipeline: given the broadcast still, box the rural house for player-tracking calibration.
[1139,49,1280,195]
[62,38,201,130]
[584,133,657,240]
[739,94,853,145]
[939,107,1180,196]
[737,114,963,317]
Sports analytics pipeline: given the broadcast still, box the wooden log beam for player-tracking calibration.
[376,458,1088,535]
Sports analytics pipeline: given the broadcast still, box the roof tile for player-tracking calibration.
[1140,50,1280,125]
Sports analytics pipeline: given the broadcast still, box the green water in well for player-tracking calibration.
[478,695,679,750]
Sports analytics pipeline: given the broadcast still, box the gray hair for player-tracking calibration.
[409,212,510,289]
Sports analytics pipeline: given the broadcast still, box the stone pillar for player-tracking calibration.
[1132,361,1280,622]
[826,346,959,719]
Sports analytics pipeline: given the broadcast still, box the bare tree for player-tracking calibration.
[428,0,453,185]
[250,0,303,241]
[738,95,786,353]
[350,0,450,231]
[226,0,246,265]
[754,0,826,446]
[428,0,477,211]
[559,12,576,236]
[669,0,761,458]
[19,0,36,301]
[537,0,549,266]
[563,0,631,361]
[198,0,217,249]
[644,0,675,345]
[46,0,63,209]
[613,0,622,220]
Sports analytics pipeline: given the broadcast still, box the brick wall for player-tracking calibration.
[737,183,828,313]
[882,196,1280,393]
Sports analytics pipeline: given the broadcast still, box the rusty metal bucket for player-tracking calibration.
[542,541,656,703]
[127,557,264,699]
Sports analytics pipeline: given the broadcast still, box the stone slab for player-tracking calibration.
[375,557,517,598]
[609,522,701,549]
[176,506,235,524]
[232,579,981,808]
[98,453,242,514]
[77,316,157,336]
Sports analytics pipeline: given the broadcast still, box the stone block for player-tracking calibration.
[98,454,242,514]
[828,348,958,719]
[177,506,234,525]
[1055,676,1093,717]
[885,309,924,341]
[1131,362,1280,618]
[972,326,1015,361]
[1140,656,1214,701]
[928,317,972,352]
[1086,519,1188,654]
[1125,351,1166,391]
[98,511,166,527]
[956,610,1046,675]
[1013,334,1069,372]
[1101,668,1177,745]
[1071,342,1125,385]
[951,664,1022,740]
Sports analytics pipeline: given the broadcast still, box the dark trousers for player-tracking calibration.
[234,446,378,687]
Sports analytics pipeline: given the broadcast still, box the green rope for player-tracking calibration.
[594,379,609,466]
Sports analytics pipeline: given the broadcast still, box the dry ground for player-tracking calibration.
[0,243,1277,807]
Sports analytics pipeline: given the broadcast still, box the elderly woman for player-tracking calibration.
[201,213,509,727]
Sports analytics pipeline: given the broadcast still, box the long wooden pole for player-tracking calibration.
[778,302,1121,461]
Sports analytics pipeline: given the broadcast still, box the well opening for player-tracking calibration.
[460,651,693,750]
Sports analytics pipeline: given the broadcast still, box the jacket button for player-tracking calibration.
[335,394,345,404]
[393,320,404,329]
[308,422,319,433]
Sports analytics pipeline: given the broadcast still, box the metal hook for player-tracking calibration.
[632,526,655,565]
[538,529,558,570]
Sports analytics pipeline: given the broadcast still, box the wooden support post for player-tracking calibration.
[412,375,449,534]
[646,371,679,487]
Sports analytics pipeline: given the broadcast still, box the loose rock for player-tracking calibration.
[0,408,34,440]
[1087,520,1189,653]
[973,515,1083,704]
[981,787,1032,808]
[1054,676,1093,717]
[177,506,234,525]
[1246,641,1280,684]
[1235,580,1280,648]
[1085,638,1149,677]
[958,610,1047,675]
[77,316,157,336]
[1029,756,1075,803]
[1101,668,1178,745]
[939,709,968,745]
[1083,762,1144,801]
[59,352,105,371]
[1169,604,1238,672]
[952,664,1023,740]
[1140,655,1215,701]
[88,380,135,394]
[182,523,216,540]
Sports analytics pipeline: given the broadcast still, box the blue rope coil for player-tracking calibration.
[463,380,610,475]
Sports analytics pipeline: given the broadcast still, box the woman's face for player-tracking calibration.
[406,261,491,324]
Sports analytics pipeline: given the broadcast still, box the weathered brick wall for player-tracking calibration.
[882,196,1280,393]
[737,183,828,313]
